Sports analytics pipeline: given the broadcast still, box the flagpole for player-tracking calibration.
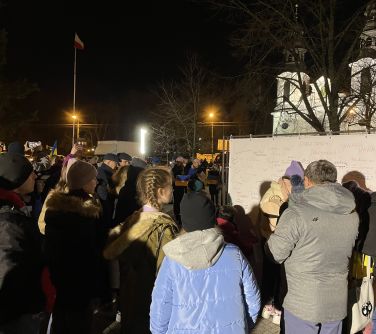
[72,46,77,145]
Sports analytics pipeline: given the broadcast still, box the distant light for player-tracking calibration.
[140,128,147,155]
[209,113,214,118]
[199,137,202,141]
[72,115,77,120]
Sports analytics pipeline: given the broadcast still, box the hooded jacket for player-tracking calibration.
[0,189,44,325]
[44,189,105,308]
[150,228,260,334]
[104,210,178,334]
[267,183,359,323]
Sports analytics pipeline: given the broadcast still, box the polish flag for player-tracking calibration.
[74,33,84,50]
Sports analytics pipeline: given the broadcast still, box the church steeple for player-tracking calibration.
[283,4,307,70]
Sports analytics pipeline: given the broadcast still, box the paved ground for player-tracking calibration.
[97,316,280,334]
[253,317,280,334]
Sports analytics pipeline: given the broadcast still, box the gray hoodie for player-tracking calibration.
[163,228,225,270]
[267,183,359,323]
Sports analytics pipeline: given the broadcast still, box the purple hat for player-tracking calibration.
[284,160,304,179]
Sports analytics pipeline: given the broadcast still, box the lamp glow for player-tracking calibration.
[140,128,147,155]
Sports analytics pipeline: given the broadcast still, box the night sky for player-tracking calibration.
[2,0,234,143]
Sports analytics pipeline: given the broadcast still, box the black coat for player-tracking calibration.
[44,190,105,308]
[97,163,116,229]
[364,192,376,257]
[0,193,44,325]
[343,181,372,252]
[114,166,144,225]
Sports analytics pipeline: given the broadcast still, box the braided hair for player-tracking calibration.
[136,167,172,210]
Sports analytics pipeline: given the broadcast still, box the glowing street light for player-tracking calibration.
[209,112,215,161]
[140,128,148,156]
[71,114,77,145]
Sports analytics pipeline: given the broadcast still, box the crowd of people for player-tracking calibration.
[0,141,375,334]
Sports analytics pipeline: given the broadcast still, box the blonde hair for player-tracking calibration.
[136,167,172,210]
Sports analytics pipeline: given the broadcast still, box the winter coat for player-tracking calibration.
[97,163,116,229]
[0,189,44,325]
[104,210,178,334]
[114,165,144,225]
[342,180,371,252]
[44,189,105,308]
[363,192,376,257]
[267,183,359,323]
[150,228,260,334]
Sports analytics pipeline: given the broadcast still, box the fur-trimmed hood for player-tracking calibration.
[45,190,102,219]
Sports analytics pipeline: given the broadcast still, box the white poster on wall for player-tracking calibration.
[228,133,376,214]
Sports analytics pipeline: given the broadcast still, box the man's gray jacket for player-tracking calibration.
[267,183,358,323]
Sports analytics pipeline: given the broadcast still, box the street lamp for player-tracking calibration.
[140,127,148,157]
[72,114,77,145]
[209,112,214,161]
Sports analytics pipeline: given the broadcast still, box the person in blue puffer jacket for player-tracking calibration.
[150,192,260,334]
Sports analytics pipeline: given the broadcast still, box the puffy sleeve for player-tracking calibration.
[267,208,302,263]
[241,252,261,327]
[150,257,173,334]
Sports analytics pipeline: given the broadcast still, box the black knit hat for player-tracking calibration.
[103,153,120,163]
[0,153,33,190]
[180,192,216,232]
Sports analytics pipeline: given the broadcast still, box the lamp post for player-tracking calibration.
[72,114,77,145]
[209,112,214,161]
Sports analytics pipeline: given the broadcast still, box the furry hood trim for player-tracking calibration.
[45,190,102,219]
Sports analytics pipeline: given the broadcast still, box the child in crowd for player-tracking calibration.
[104,167,178,334]
[259,160,304,326]
[150,191,260,333]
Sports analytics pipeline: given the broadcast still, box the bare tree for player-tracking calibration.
[151,54,207,156]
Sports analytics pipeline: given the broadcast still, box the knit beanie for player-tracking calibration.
[188,178,204,192]
[103,153,120,163]
[67,160,97,190]
[284,160,304,179]
[180,192,216,232]
[0,153,33,190]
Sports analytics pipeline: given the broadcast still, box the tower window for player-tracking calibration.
[361,67,372,94]
[283,81,291,101]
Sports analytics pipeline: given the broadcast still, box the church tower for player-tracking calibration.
[272,4,311,135]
